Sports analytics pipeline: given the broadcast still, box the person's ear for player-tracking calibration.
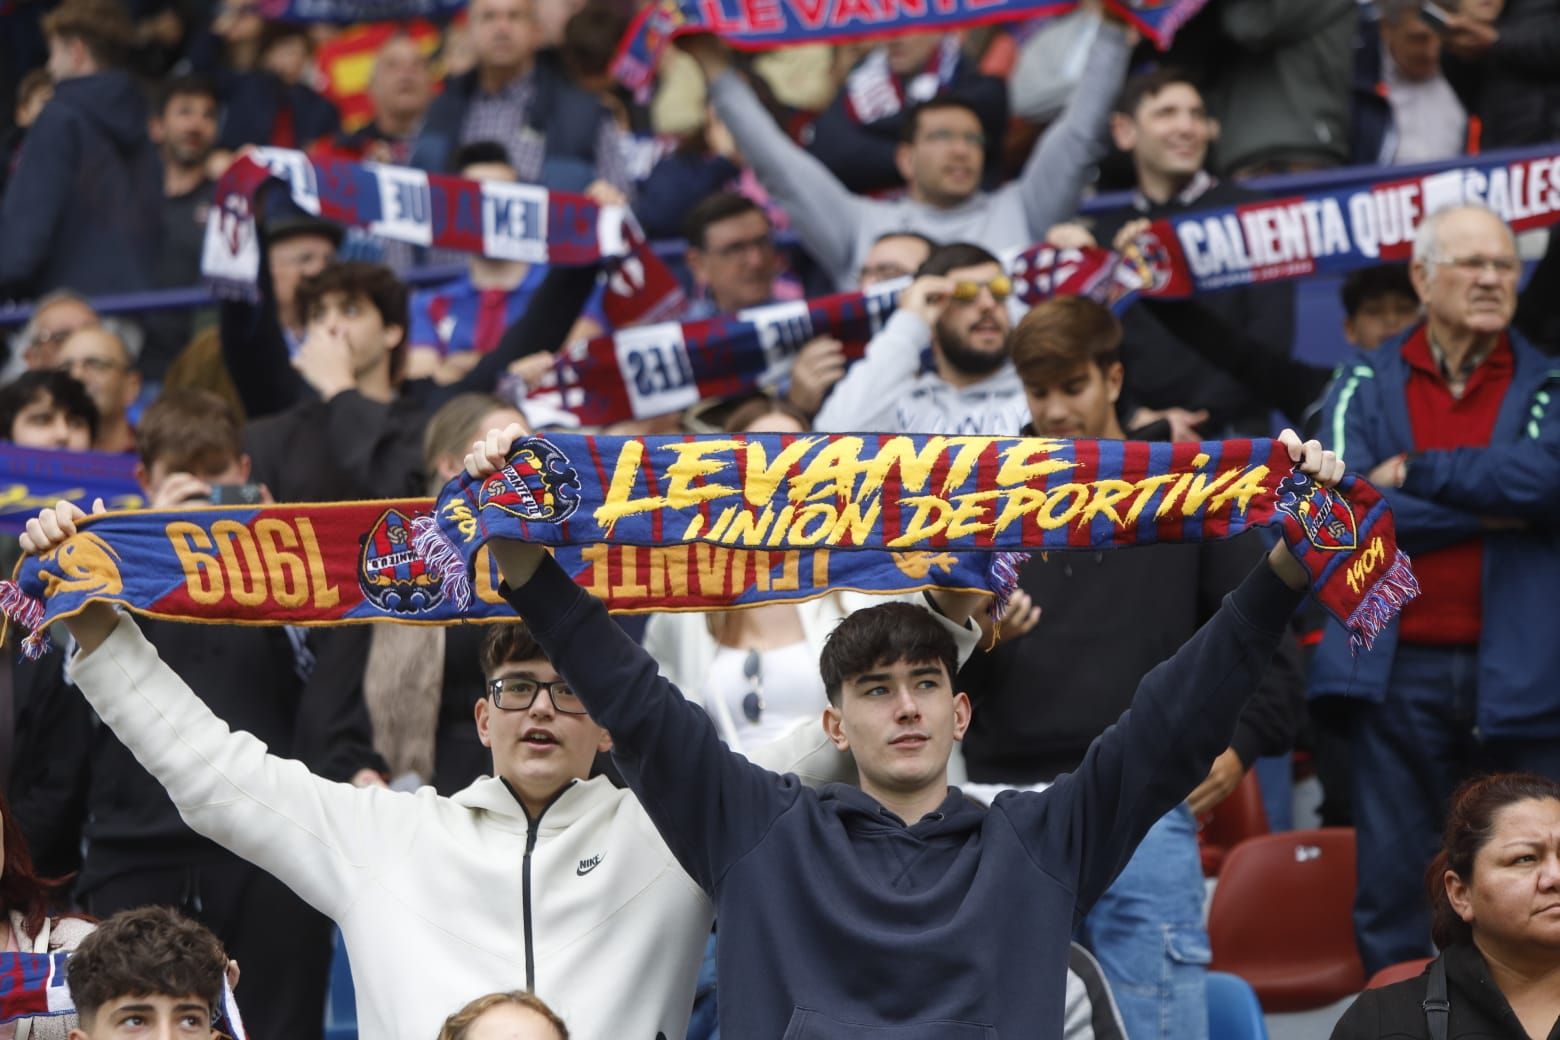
[1410,260,1433,303]
[686,247,708,288]
[1105,360,1124,404]
[951,690,971,741]
[1444,869,1475,924]
[596,726,613,755]
[1207,116,1221,144]
[122,369,143,407]
[822,702,849,752]
[384,323,405,351]
[475,696,493,748]
[1342,316,1361,348]
[1109,113,1137,154]
[237,454,253,483]
[894,141,916,186]
[134,461,152,497]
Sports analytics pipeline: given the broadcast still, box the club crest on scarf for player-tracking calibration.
[1276,471,1358,552]
[40,532,123,600]
[478,438,582,525]
[1119,232,1176,295]
[358,508,445,613]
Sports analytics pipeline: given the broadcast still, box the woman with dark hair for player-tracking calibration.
[1331,773,1560,1039]
[0,789,95,1040]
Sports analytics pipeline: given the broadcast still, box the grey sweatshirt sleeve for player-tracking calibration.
[1010,23,1131,240]
[812,308,931,432]
[708,71,867,285]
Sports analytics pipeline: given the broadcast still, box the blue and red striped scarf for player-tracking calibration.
[3,435,1415,657]
[613,0,1211,100]
[202,150,684,327]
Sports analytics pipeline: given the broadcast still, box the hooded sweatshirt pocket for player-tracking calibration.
[781,1008,997,1039]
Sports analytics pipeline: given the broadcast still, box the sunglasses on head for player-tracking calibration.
[949,276,1012,303]
[742,648,764,724]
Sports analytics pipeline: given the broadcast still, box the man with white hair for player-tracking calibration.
[1313,203,1560,974]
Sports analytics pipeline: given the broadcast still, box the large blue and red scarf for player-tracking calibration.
[3,436,1415,656]
[613,0,1210,99]
[422,435,1415,650]
[0,953,247,1037]
[202,149,684,326]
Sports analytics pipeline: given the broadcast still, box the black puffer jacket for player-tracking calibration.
[1330,943,1560,1039]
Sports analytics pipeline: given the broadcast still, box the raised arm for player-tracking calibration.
[1012,21,1130,241]
[997,432,1326,917]
[691,37,866,285]
[21,503,412,918]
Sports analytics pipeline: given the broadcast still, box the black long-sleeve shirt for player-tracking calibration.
[958,532,1305,785]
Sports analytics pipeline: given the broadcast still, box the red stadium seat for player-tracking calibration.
[1208,828,1366,1012]
[1366,957,1434,989]
[1199,768,1270,876]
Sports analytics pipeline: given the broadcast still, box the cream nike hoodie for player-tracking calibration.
[70,615,712,1040]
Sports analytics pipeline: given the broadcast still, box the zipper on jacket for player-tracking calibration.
[505,778,574,991]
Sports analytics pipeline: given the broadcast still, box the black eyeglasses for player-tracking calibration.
[742,649,765,724]
[485,676,588,714]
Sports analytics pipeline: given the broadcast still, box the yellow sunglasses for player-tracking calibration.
[950,276,1013,302]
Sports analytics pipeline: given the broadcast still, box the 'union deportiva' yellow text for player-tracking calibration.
[594,437,1271,549]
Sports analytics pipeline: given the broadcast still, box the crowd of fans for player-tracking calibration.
[0,0,1558,1037]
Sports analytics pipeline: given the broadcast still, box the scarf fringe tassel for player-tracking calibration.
[410,514,474,613]
[1345,550,1420,653]
[0,579,53,660]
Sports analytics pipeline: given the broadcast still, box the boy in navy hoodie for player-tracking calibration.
[474,425,1337,1040]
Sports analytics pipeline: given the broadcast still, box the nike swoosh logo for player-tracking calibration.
[576,854,604,876]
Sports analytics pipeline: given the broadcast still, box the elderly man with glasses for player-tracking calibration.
[1314,202,1560,975]
[815,241,1029,436]
[4,290,100,382]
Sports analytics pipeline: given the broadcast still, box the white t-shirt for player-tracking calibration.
[706,642,827,753]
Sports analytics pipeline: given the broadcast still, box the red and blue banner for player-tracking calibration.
[1010,146,1560,311]
[0,444,143,535]
[613,0,1210,99]
[0,953,72,1026]
[203,149,684,326]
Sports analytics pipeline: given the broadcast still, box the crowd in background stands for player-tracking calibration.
[0,0,1558,1037]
